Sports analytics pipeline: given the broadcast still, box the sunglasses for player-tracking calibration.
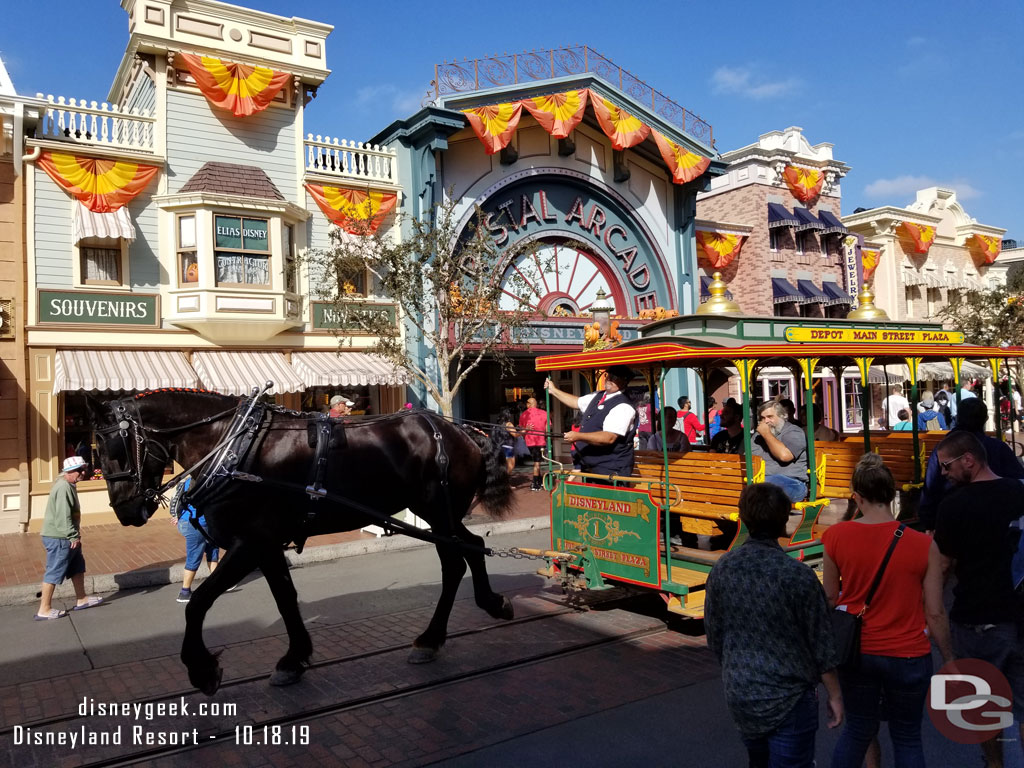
[939,453,966,471]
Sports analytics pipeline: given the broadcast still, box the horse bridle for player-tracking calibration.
[95,398,236,505]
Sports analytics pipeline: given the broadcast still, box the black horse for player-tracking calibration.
[87,388,514,695]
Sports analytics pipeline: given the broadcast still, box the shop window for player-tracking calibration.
[927,287,941,317]
[214,215,270,287]
[905,286,918,318]
[177,214,198,285]
[80,242,124,286]
[765,377,792,402]
[843,377,863,430]
[284,224,298,294]
[769,229,779,252]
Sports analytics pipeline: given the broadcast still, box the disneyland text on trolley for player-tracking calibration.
[0,0,1021,765]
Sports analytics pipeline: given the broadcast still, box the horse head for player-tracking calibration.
[87,394,172,527]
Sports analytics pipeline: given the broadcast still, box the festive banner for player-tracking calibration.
[305,184,398,234]
[970,233,1002,264]
[901,222,936,254]
[696,230,744,269]
[36,151,159,213]
[590,93,651,150]
[520,90,588,139]
[462,102,523,154]
[651,130,711,184]
[782,166,824,203]
[179,53,290,118]
[861,248,881,280]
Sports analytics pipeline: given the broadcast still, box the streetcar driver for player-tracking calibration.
[545,366,637,481]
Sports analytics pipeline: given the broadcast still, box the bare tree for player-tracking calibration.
[305,196,553,417]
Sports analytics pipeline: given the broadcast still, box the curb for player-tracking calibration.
[1,515,551,608]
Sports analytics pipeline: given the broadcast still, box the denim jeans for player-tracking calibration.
[763,474,808,503]
[742,688,818,768]
[832,653,933,768]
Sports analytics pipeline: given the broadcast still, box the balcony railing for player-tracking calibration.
[34,95,156,153]
[304,135,398,186]
[433,45,713,147]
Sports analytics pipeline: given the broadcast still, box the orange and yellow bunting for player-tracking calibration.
[462,102,523,155]
[305,184,398,234]
[696,231,744,269]
[520,90,588,139]
[970,233,1002,264]
[180,53,290,118]
[651,130,711,184]
[782,166,823,203]
[590,93,651,150]
[901,222,936,254]
[36,151,159,213]
[861,248,881,280]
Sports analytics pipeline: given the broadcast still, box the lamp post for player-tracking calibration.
[591,287,613,338]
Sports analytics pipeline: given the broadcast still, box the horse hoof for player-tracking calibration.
[407,646,440,664]
[196,666,223,696]
[268,668,305,687]
[497,596,514,621]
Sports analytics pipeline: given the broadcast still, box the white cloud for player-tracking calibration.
[354,84,424,115]
[864,175,981,202]
[709,66,800,100]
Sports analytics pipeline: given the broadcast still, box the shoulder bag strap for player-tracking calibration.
[858,523,907,617]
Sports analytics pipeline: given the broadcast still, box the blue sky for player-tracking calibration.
[3,1,1021,238]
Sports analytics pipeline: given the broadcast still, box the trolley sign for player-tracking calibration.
[785,327,964,345]
[552,481,661,588]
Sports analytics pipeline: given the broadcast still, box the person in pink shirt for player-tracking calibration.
[519,397,548,491]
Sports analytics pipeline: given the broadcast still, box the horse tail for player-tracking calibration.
[465,427,514,519]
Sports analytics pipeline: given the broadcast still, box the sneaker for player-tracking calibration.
[669,535,684,547]
[225,584,240,593]
[176,588,191,603]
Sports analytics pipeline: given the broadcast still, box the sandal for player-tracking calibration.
[71,596,104,611]
[34,608,68,621]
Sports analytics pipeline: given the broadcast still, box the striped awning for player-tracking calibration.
[54,349,198,393]
[191,351,304,395]
[292,352,410,387]
[768,203,799,229]
[793,207,825,232]
[72,201,136,244]
[817,210,847,236]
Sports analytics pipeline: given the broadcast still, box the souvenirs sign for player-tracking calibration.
[551,481,660,588]
[38,290,158,326]
[785,327,964,344]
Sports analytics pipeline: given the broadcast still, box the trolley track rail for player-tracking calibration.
[73,622,670,768]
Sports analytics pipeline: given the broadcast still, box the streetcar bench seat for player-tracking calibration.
[635,451,748,538]
[634,451,826,554]
[815,440,926,498]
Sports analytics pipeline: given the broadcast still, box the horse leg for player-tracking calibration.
[181,542,256,695]
[409,541,466,664]
[260,546,313,687]
[453,520,513,621]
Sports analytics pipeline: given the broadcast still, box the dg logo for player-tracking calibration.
[928,659,1014,744]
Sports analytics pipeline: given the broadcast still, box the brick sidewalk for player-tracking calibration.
[0,472,551,593]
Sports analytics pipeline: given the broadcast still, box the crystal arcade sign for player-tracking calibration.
[472,172,672,315]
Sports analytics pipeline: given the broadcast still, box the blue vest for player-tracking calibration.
[578,392,636,477]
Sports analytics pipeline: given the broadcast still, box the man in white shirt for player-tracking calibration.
[881,385,910,429]
[545,365,637,478]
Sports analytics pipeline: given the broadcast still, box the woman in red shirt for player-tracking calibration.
[823,453,953,768]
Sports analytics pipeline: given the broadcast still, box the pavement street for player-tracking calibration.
[1,529,1020,767]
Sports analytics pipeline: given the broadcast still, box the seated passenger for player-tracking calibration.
[813,404,840,442]
[892,408,913,432]
[648,407,691,453]
[710,398,744,454]
[753,401,809,503]
[917,392,947,431]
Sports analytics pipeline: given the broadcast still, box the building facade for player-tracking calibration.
[842,187,1005,322]
[372,47,722,428]
[20,0,406,529]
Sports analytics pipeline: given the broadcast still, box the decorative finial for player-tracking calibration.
[696,272,742,316]
[846,283,890,321]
